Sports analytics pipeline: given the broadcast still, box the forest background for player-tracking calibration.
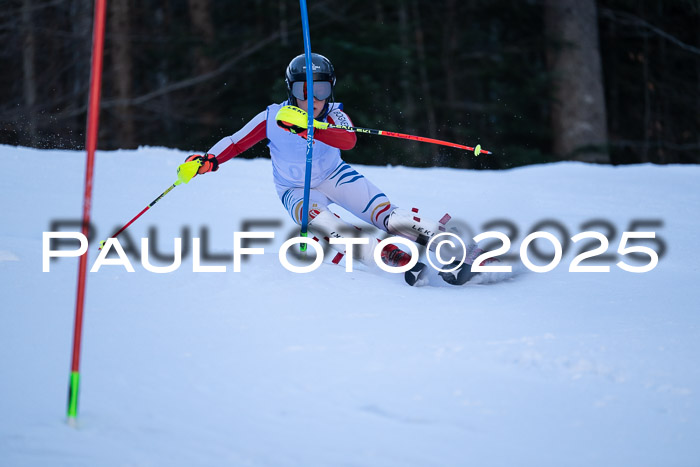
[2,0,699,169]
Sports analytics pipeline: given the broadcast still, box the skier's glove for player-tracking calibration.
[176,154,217,184]
[277,120,307,135]
[184,153,219,174]
[275,105,329,135]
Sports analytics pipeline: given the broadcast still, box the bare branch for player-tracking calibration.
[600,8,700,56]
[610,139,700,152]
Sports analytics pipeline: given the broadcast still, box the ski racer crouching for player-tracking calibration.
[183,53,483,286]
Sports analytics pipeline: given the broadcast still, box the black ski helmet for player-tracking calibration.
[285,53,336,118]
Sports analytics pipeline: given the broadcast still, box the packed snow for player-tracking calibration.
[1,145,699,466]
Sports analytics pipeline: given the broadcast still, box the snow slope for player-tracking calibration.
[1,145,699,466]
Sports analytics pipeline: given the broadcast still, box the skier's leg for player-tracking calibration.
[276,185,332,225]
[277,185,376,261]
[384,208,490,286]
[277,183,423,281]
[384,207,445,246]
[315,165,438,285]
[316,163,451,246]
[317,162,395,230]
[306,208,427,285]
[306,209,376,264]
[315,164,490,286]
[304,206,415,268]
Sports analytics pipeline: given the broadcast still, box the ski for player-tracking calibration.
[404,261,429,286]
[438,261,481,286]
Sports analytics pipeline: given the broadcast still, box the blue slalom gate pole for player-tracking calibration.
[299,0,314,251]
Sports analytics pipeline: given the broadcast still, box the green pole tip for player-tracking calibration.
[299,231,308,252]
[67,371,80,419]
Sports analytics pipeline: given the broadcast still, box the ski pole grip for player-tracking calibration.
[276,106,308,128]
[177,159,202,184]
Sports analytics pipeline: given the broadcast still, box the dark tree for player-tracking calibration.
[0,0,697,167]
[545,0,609,163]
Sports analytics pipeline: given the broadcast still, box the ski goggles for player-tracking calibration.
[291,81,333,101]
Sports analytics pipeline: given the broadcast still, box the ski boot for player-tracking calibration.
[438,244,497,286]
[381,243,428,286]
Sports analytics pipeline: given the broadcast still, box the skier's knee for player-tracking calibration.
[362,195,393,230]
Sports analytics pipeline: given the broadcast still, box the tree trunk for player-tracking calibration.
[188,0,217,126]
[545,0,609,163]
[70,0,93,140]
[441,0,457,110]
[156,3,175,147]
[398,3,415,129]
[697,13,700,159]
[642,21,651,163]
[109,0,136,147]
[21,0,38,146]
[411,0,438,158]
[605,16,619,151]
[442,0,459,166]
[279,0,288,46]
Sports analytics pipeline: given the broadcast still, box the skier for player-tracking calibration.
[183,53,480,285]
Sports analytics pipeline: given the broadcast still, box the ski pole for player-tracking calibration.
[326,123,490,156]
[98,160,201,249]
[275,105,491,156]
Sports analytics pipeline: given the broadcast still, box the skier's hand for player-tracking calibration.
[186,154,219,174]
[275,105,330,134]
[277,119,307,136]
[178,154,219,183]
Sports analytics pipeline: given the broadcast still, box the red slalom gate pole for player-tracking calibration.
[67,0,107,424]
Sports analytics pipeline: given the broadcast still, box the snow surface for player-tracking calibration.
[1,144,699,466]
